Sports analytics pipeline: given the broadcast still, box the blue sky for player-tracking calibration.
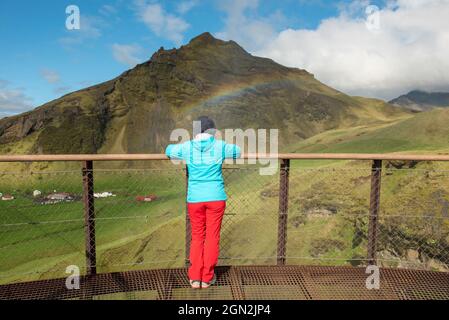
[1,0,448,118]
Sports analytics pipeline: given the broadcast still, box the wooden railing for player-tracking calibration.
[1,153,449,162]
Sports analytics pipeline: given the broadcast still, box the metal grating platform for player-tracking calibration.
[1,265,449,300]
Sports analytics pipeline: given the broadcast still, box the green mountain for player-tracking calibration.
[0,32,408,156]
[389,90,449,112]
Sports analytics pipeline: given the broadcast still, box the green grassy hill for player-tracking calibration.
[292,108,449,155]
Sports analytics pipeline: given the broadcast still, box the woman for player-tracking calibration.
[165,116,241,289]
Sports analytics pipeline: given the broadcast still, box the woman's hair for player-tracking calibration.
[197,116,216,133]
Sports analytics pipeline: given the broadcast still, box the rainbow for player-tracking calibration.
[183,73,305,112]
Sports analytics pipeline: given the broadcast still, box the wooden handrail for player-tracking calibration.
[1,153,449,162]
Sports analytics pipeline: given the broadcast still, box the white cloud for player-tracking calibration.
[40,69,60,84]
[99,4,117,16]
[135,1,190,45]
[0,81,34,118]
[177,0,199,14]
[112,43,144,67]
[217,0,449,99]
[215,0,283,52]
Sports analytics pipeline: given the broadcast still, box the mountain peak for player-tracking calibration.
[184,32,243,51]
[149,32,236,63]
[189,32,218,44]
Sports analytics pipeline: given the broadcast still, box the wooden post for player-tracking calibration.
[367,159,382,265]
[277,159,290,265]
[82,160,96,275]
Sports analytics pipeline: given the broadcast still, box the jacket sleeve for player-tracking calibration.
[165,143,185,160]
[223,143,241,159]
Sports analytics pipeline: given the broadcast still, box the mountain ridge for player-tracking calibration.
[389,90,449,111]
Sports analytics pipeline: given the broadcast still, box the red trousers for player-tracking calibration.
[187,200,226,282]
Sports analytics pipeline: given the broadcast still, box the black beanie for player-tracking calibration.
[197,116,216,133]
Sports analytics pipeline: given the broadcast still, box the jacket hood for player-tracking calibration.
[192,135,215,153]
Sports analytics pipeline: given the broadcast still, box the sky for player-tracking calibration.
[1,0,449,118]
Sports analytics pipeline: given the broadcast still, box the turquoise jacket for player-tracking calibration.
[165,134,241,203]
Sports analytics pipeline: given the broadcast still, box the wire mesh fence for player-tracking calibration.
[285,160,449,271]
[377,163,449,271]
[1,158,449,286]
[93,167,186,273]
[220,166,279,266]
[0,170,86,284]
[286,162,372,267]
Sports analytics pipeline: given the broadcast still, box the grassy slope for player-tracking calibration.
[292,108,449,154]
